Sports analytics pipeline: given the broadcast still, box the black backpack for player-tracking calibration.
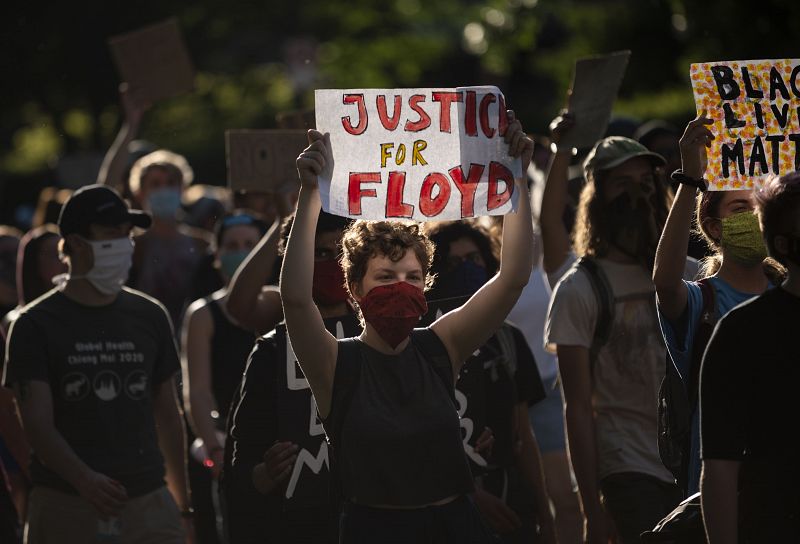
[578,258,717,495]
[657,278,717,495]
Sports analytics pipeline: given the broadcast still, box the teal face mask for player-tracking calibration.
[720,211,767,265]
[219,250,249,279]
[147,188,182,219]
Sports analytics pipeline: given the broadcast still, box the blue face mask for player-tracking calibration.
[147,188,182,219]
[432,259,489,299]
[219,250,249,279]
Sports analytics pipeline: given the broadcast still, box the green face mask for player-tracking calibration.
[720,211,767,265]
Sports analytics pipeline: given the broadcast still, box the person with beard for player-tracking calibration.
[424,220,556,544]
[281,113,534,543]
[542,113,683,544]
[652,113,785,497]
[700,172,800,543]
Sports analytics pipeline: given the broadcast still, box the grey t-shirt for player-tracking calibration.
[3,288,180,497]
[545,258,674,483]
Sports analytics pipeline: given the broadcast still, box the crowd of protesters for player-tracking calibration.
[0,70,797,544]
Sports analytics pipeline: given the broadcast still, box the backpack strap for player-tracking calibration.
[687,278,718,411]
[410,328,457,404]
[326,339,362,451]
[577,257,615,371]
[325,338,362,507]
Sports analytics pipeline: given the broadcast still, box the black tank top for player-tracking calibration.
[207,298,255,420]
[330,330,474,506]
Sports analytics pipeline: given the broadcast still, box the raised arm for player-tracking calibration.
[96,84,150,191]
[226,218,284,335]
[432,111,535,369]
[540,112,575,275]
[653,113,714,320]
[181,300,223,476]
[279,130,338,418]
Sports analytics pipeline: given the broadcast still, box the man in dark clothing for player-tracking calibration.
[700,172,800,543]
[3,185,192,543]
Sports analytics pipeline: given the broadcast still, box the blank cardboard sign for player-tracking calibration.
[226,130,309,192]
[108,18,195,104]
[560,50,631,150]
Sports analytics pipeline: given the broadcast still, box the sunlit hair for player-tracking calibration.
[341,220,435,298]
[696,190,786,282]
[755,171,800,266]
[128,149,194,195]
[571,168,671,265]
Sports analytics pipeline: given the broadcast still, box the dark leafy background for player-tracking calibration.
[1,0,796,224]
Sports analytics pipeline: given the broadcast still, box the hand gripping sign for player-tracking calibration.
[691,59,800,190]
[315,87,523,220]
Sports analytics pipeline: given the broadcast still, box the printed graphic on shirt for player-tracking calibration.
[125,370,149,400]
[93,370,121,401]
[276,315,362,508]
[62,339,151,403]
[61,372,90,401]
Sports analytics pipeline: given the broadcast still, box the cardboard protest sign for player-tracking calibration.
[225,130,308,192]
[108,18,195,104]
[315,87,522,221]
[560,50,631,150]
[276,315,361,507]
[691,59,800,190]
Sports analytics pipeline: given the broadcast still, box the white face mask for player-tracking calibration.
[54,237,134,295]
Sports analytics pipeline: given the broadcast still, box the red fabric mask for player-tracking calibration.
[312,259,350,306]
[359,281,428,349]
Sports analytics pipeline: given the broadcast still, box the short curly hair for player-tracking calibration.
[341,220,435,297]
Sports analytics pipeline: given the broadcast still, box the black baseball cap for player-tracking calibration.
[58,184,152,237]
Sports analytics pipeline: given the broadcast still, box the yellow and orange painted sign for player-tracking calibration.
[690,59,800,190]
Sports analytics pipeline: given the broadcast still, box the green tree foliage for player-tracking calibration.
[1,0,797,215]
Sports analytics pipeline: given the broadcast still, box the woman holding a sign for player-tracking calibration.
[653,112,785,495]
[280,111,534,542]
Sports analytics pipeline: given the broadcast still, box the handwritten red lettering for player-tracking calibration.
[385,172,415,218]
[479,94,497,138]
[432,91,463,133]
[342,94,368,135]
[404,94,431,132]
[448,164,484,218]
[487,161,514,211]
[377,95,402,131]
[348,172,381,215]
[419,173,451,216]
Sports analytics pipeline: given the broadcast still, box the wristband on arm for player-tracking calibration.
[671,170,708,192]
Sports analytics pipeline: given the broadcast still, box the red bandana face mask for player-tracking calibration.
[359,281,428,349]
[312,259,350,306]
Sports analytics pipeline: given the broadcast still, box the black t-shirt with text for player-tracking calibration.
[3,288,180,497]
[462,323,546,471]
[700,287,800,537]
